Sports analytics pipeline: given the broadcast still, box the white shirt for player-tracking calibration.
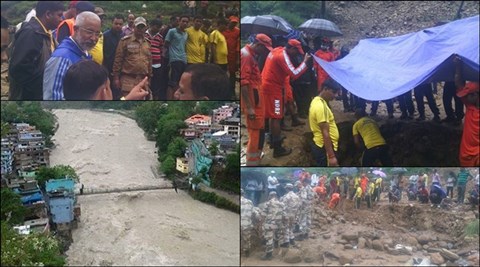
[268,175,278,190]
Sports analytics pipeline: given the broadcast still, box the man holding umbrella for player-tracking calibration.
[241,34,273,166]
[261,39,312,157]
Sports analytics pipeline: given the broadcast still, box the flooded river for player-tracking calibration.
[50,109,239,266]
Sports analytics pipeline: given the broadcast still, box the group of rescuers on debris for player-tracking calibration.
[241,168,479,260]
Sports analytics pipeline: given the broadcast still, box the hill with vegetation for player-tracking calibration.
[241,1,479,48]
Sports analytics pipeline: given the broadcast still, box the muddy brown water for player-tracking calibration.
[50,109,239,266]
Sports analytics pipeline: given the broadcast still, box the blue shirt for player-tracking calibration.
[165,27,187,64]
[43,37,91,100]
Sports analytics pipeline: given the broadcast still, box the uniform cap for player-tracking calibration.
[94,7,105,17]
[457,82,479,98]
[255,34,273,51]
[285,183,293,189]
[269,191,277,196]
[270,170,275,174]
[229,16,239,23]
[76,1,95,14]
[287,39,304,55]
[134,16,147,27]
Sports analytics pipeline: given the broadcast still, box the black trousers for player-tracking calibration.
[443,81,464,119]
[292,82,315,117]
[414,83,439,117]
[371,99,394,115]
[362,145,393,166]
[311,143,338,166]
[398,90,415,116]
[342,87,356,111]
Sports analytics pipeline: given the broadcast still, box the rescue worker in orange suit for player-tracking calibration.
[313,37,336,93]
[261,39,312,157]
[240,34,273,166]
[329,192,340,209]
[454,56,479,166]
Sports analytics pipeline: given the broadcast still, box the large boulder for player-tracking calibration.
[341,233,358,242]
[372,240,384,251]
[339,254,354,265]
[440,248,460,261]
[417,234,432,245]
[430,253,445,265]
[303,247,322,263]
[283,248,302,264]
[405,236,419,247]
[358,237,366,249]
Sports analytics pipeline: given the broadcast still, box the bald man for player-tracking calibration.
[43,11,101,100]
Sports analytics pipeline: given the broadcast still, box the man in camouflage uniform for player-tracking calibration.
[280,183,301,246]
[298,178,315,240]
[260,191,285,260]
[241,189,259,257]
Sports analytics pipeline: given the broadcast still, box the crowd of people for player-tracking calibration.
[3,1,240,100]
[241,168,479,260]
[241,28,479,167]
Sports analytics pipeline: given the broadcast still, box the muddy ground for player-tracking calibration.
[241,88,464,167]
[241,179,480,266]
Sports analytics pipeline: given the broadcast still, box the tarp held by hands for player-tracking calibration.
[314,15,479,101]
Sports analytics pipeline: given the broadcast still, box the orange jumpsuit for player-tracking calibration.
[241,44,264,166]
[222,27,240,75]
[458,82,479,166]
[329,192,340,209]
[261,47,308,119]
[360,176,369,197]
[314,49,335,93]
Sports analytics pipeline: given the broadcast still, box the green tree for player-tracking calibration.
[156,113,187,154]
[195,101,225,115]
[0,188,26,225]
[134,102,168,138]
[1,122,10,138]
[167,137,187,158]
[1,221,66,266]
[35,165,79,191]
[225,152,240,180]
[161,156,176,178]
[208,141,219,156]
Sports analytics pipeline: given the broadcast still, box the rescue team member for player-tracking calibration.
[240,34,273,166]
[56,1,95,43]
[309,78,341,166]
[352,108,393,166]
[113,17,152,98]
[261,39,311,158]
[454,56,479,166]
[314,37,336,92]
[329,192,340,209]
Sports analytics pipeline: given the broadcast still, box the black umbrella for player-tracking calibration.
[298,18,343,37]
[241,15,293,36]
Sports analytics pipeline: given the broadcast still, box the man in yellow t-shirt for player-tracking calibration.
[185,16,208,64]
[352,108,393,166]
[90,7,106,65]
[209,18,228,71]
[309,78,341,166]
[374,177,383,202]
[353,186,363,209]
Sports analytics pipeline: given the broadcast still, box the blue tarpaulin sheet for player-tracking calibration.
[313,15,479,101]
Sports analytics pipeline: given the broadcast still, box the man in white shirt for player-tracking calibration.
[267,170,279,195]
